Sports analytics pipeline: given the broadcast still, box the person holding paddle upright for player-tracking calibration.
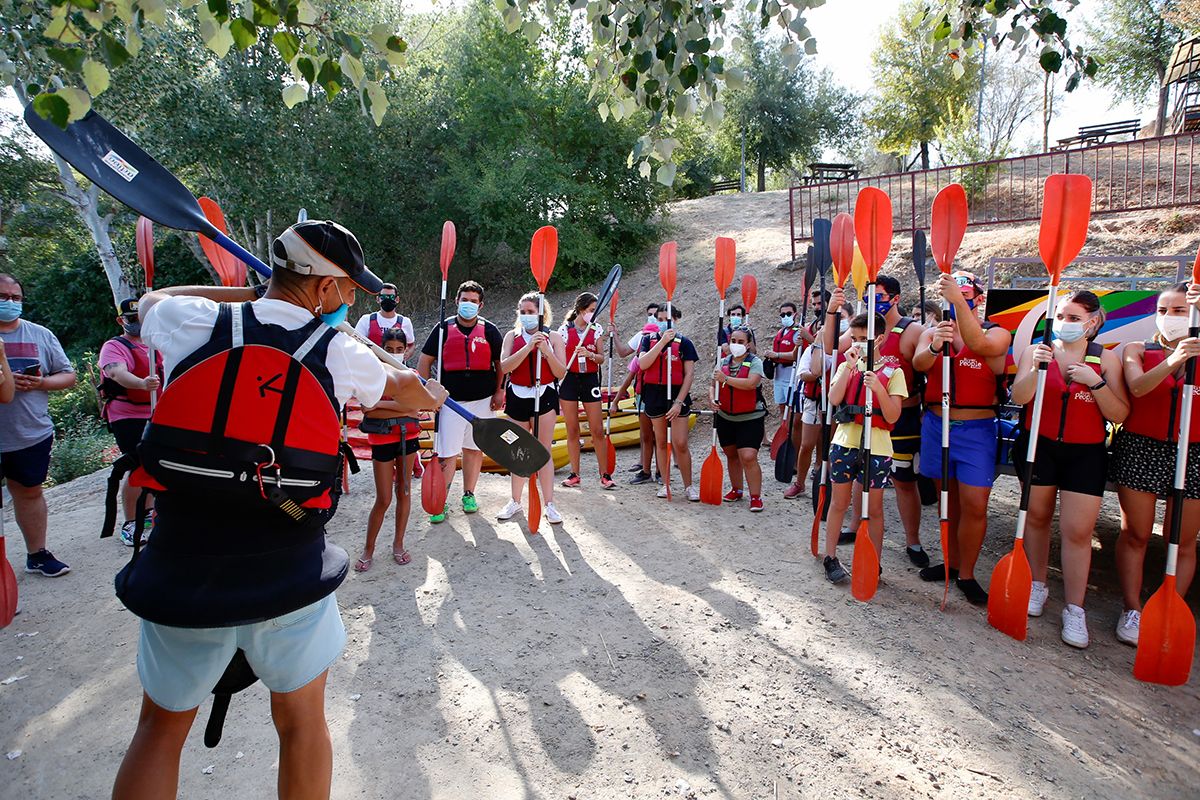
[713,326,768,510]
[559,292,614,490]
[637,304,700,501]
[763,301,803,422]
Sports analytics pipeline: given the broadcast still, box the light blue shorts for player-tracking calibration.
[137,594,345,712]
[773,379,794,406]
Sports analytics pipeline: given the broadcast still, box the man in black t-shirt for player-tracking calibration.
[418,281,505,522]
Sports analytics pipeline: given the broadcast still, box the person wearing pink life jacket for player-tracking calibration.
[109,220,447,800]
[496,292,567,524]
[1011,289,1128,648]
[353,282,414,359]
[98,297,163,547]
[558,291,615,490]
[713,326,768,511]
[1111,282,1200,647]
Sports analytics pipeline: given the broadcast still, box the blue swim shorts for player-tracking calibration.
[918,411,998,488]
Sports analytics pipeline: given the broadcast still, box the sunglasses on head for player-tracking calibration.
[954,276,975,287]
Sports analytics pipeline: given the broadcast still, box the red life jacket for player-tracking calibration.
[773,326,800,362]
[99,336,163,406]
[508,331,557,387]
[366,312,406,348]
[638,332,684,387]
[802,347,846,400]
[1123,342,1200,443]
[878,317,916,397]
[441,318,493,372]
[923,322,1004,410]
[842,364,896,431]
[1022,342,1106,444]
[564,323,600,374]
[718,358,762,414]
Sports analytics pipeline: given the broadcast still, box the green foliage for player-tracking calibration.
[1085,0,1182,131]
[46,411,114,486]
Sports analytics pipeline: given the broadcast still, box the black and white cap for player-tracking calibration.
[271,220,383,293]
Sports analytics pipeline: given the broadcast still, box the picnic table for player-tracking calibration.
[802,162,860,184]
[1053,119,1141,150]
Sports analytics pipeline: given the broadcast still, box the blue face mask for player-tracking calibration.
[318,284,350,328]
[657,320,668,333]
[459,301,480,320]
[780,315,794,328]
[729,316,743,329]
[873,296,894,315]
[519,314,539,331]
[0,300,21,322]
[945,298,975,321]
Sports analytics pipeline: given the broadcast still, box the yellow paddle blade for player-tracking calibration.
[851,245,867,303]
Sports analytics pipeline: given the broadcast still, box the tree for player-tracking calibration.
[867,1,981,170]
[1086,0,1184,136]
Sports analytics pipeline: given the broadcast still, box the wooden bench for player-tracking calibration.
[1054,119,1141,149]
[709,179,741,194]
[803,162,860,184]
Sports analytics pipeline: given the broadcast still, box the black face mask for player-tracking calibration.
[122,320,141,336]
[379,296,398,312]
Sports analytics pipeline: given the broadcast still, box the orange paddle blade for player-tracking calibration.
[604,437,617,474]
[830,213,855,287]
[136,216,155,288]
[853,187,892,280]
[0,533,16,629]
[1134,575,1197,686]
[198,197,247,287]
[659,241,678,299]
[440,220,456,281]
[421,457,446,516]
[610,289,619,324]
[663,445,673,501]
[528,477,541,535]
[1038,175,1092,284]
[714,237,736,298]
[851,521,880,602]
[810,485,826,558]
[939,519,951,610]
[769,424,789,460]
[530,225,558,292]
[741,274,758,315]
[930,184,968,275]
[699,446,723,505]
[987,540,1032,640]
[1193,243,1200,285]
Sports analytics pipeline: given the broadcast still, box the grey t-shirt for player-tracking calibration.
[0,320,74,452]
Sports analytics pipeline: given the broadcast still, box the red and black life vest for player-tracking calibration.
[923,322,1005,410]
[878,317,916,397]
[366,312,406,347]
[441,318,493,372]
[841,364,897,431]
[718,357,762,415]
[1022,341,1106,444]
[1124,342,1200,442]
[564,323,600,374]
[773,326,800,363]
[509,330,557,387]
[802,347,846,400]
[99,336,163,406]
[638,331,684,387]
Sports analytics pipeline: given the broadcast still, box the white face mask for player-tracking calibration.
[838,319,849,334]
[519,313,539,331]
[1052,318,1087,343]
[729,342,748,358]
[1157,314,1190,341]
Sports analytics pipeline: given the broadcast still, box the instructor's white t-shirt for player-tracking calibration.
[353,311,414,346]
[143,297,387,409]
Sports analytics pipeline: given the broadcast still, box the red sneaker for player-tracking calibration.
[723,489,744,502]
[561,473,582,488]
[412,457,425,478]
[749,496,764,512]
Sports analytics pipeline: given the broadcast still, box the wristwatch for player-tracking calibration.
[927,343,941,357]
[1090,379,1107,391]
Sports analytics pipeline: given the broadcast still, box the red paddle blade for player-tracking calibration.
[530,225,558,292]
[829,213,855,287]
[421,457,447,516]
[528,476,541,534]
[1039,174,1092,284]
[663,444,673,501]
[741,274,758,315]
[853,187,892,281]
[810,485,825,558]
[440,220,456,281]
[939,518,951,611]
[0,535,16,629]
[769,424,789,460]
[930,184,968,275]
[699,446,723,505]
[1134,575,1197,686]
[851,520,880,602]
[659,241,678,299]
[610,289,619,324]
[987,540,1032,641]
[604,437,616,474]
[714,237,736,298]
[1192,243,1200,285]
[198,197,247,287]
[136,216,155,288]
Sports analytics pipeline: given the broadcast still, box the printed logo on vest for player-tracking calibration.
[959,358,983,370]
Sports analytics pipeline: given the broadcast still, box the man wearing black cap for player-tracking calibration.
[111,221,447,800]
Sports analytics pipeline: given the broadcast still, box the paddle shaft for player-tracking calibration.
[940,295,951,532]
[711,298,724,447]
[433,278,447,441]
[1165,304,1200,574]
[859,284,877,525]
[532,292,546,474]
[146,279,157,415]
[1013,285,1061,542]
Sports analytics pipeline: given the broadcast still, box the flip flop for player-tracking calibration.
[353,556,373,573]
[393,550,411,566]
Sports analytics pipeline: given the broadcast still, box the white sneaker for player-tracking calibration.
[656,485,669,498]
[1061,604,1090,649]
[686,485,700,502]
[119,521,137,547]
[1115,609,1141,646]
[545,503,563,524]
[1028,581,1049,617]
[496,500,522,520]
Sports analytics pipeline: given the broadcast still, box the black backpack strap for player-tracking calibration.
[204,650,259,748]
[101,452,140,538]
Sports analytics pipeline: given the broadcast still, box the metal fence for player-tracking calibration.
[985,256,1191,291]
[788,132,1200,263]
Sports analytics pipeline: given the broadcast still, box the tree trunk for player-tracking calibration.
[1042,72,1053,152]
[182,234,222,285]
[756,157,766,193]
[919,141,930,170]
[1157,81,1170,137]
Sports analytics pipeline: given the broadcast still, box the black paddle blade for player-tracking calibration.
[23,107,217,238]
[471,417,551,477]
[812,218,833,275]
[594,263,623,320]
[912,230,928,284]
[774,438,797,483]
[803,247,818,296]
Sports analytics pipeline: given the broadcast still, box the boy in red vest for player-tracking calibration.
[354,282,414,359]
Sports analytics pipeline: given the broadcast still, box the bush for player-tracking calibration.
[47,411,115,486]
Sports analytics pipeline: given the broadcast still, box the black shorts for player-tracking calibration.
[371,437,422,462]
[1013,433,1107,497]
[108,417,148,455]
[641,384,692,419]
[715,413,765,450]
[0,434,54,488]
[889,405,922,481]
[505,386,560,422]
[559,371,602,403]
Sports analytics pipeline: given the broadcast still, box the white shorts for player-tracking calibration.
[434,397,494,457]
[801,396,821,425]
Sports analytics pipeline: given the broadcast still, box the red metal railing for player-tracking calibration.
[788,131,1200,262]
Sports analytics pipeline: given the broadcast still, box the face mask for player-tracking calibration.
[780,315,794,328]
[317,283,350,328]
[1157,314,1191,341]
[122,321,141,336]
[657,320,668,333]
[0,300,21,322]
[945,297,976,321]
[647,314,658,327]
[838,319,849,334]
[874,296,894,314]
[459,301,480,320]
[729,316,743,329]
[1052,318,1087,343]
[379,296,397,312]
[580,312,593,324]
[519,314,539,331]
[729,342,747,358]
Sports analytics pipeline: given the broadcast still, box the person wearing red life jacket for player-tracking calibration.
[820,312,906,585]
[497,292,568,524]
[354,327,424,572]
[353,282,415,359]
[911,271,1012,605]
[787,305,850,501]
[1011,290,1128,648]
[713,326,768,511]
[763,301,803,422]
[558,291,615,490]
[98,297,163,547]
[614,303,677,485]
[112,220,447,800]
[1111,282,1200,647]
[637,304,700,501]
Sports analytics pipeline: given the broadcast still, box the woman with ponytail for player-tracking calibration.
[558,292,615,490]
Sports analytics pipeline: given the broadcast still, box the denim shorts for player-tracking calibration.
[773,379,794,406]
[918,411,998,488]
[137,594,345,711]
